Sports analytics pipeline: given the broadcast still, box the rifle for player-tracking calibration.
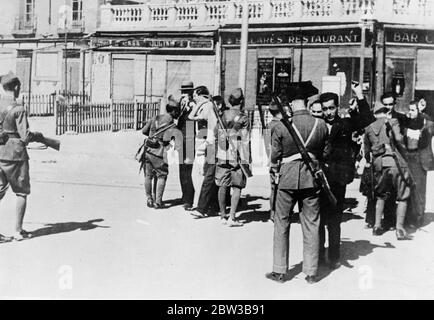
[271,95,337,207]
[271,159,281,214]
[27,133,60,151]
[208,97,253,178]
[385,120,425,218]
[136,122,176,171]
[41,135,61,151]
[369,158,375,200]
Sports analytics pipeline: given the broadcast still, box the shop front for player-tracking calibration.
[221,24,372,110]
[90,31,218,103]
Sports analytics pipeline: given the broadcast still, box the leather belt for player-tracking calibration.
[6,133,20,139]
[281,152,315,164]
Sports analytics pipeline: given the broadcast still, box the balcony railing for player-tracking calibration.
[58,19,85,34]
[99,0,434,31]
[12,14,37,34]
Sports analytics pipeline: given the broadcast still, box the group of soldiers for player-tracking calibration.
[266,82,433,284]
[139,81,251,227]
[140,78,434,285]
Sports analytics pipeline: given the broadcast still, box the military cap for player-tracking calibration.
[228,88,244,107]
[180,80,194,91]
[373,103,389,114]
[287,81,319,102]
[0,71,20,88]
[269,102,279,111]
[166,95,180,109]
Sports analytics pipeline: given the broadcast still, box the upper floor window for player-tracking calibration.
[25,0,35,22]
[72,0,83,21]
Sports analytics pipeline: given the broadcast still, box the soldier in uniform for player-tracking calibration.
[309,100,324,119]
[364,104,411,240]
[264,100,283,221]
[142,96,180,209]
[266,88,328,284]
[214,88,250,226]
[176,81,196,211]
[0,72,45,241]
[318,83,371,269]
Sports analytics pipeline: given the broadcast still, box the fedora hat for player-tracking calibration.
[180,80,194,91]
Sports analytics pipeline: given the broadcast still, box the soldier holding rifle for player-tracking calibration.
[214,88,251,227]
[141,96,180,209]
[266,84,329,284]
[364,104,411,240]
[0,72,59,241]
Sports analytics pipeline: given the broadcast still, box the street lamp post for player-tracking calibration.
[238,0,249,95]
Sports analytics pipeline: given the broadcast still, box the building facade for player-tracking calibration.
[0,0,102,96]
[95,0,434,113]
[2,0,434,114]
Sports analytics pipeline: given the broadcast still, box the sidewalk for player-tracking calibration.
[0,118,433,299]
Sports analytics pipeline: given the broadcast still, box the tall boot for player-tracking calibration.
[154,176,167,209]
[396,201,409,240]
[373,198,384,235]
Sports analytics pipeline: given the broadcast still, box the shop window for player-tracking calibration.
[329,57,372,108]
[166,60,191,99]
[112,58,135,101]
[256,57,291,106]
[385,58,414,112]
[35,52,58,79]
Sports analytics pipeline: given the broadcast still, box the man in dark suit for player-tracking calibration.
[266,88,328,284]
[319,83,372,269]
[176,81,196,211]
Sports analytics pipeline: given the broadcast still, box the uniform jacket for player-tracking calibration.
[264,118,281,161]
[323,98,372,185]
[142,113,175,161]
[216,105,250,164]
[0,96,33,161]
[271,109,328,190]
[364,117,407,172]
[402,117,434,171]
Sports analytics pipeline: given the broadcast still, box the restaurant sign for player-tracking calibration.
[222,28,362,46]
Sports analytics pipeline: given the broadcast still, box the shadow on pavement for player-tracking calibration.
[420,212,434,228]
[343,197,359,213]
[315,240,395,281]
[238,210,270,223]
[339,239,395,269]
[30,219,109,239]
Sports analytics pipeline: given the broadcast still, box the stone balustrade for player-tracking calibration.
[99,0,434,31]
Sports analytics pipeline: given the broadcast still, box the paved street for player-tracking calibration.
[1,118,434,299]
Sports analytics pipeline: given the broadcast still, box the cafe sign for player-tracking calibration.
[222,28,362,46]
[386,28,434,45]
[91,37,214,50]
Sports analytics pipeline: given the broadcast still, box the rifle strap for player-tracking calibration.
[292,119,318,147]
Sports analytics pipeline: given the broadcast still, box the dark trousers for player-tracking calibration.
[273,188,321,276]
[319,182,346,262]
[365,196,396,227]
[406,152,427,225]
[197,162,218,213]
[144,160,168,205]
[179,163,194,206]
